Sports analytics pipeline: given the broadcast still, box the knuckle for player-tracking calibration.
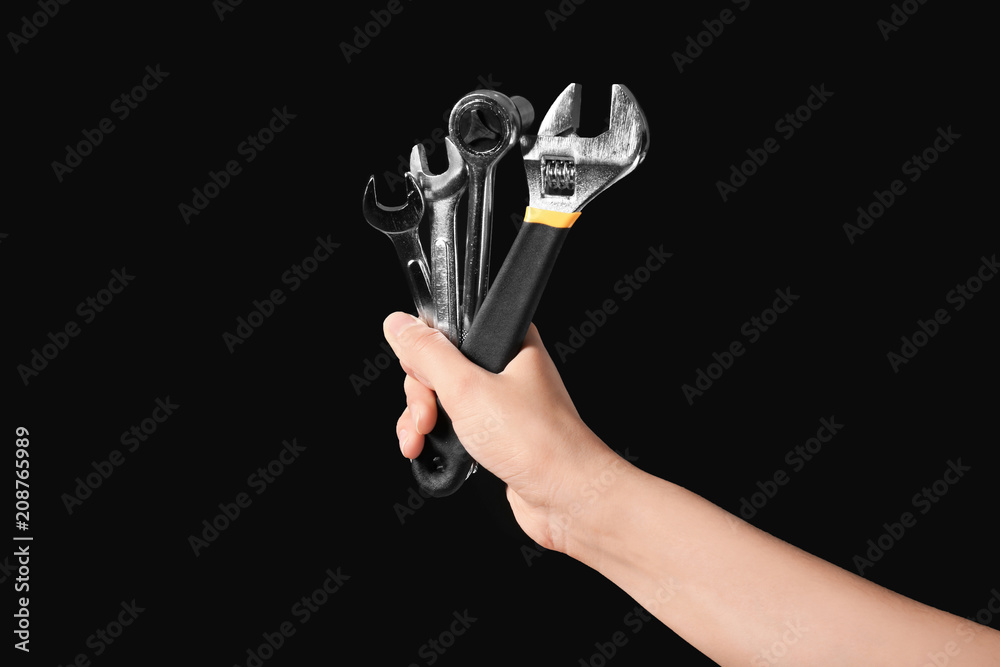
[405,325,443,356]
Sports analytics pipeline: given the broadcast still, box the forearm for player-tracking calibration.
[558,456,1000,665]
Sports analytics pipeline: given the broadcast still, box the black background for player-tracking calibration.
[4,0,996,665]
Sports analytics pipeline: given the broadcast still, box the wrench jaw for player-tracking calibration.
[409,139,467,200]
[536,82,582,137]
[521,84,651,214]
[362,173,424,234]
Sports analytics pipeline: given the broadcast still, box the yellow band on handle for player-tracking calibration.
[523,207,581,229]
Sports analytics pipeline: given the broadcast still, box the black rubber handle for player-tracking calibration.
[411,222,571,497]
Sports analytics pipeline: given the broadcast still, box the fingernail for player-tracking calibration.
[398,429,409,456]
[413,409,422,435]
[385,312,420,340]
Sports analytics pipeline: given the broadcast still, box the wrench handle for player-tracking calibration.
[462,221,568,371]
[411,219,571,497]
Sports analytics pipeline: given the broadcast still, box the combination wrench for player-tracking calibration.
[447,91,534,339]
[409,138,466,345]
[362,173,434,327]
[411,83,650,497]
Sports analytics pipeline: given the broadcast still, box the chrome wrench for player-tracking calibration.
[409,138,467,346]
[448,91,534,339]
[362,173,434,326]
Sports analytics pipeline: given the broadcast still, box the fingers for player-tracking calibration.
[396,406,424,459]
[396,360,440,460]
[404,374,437,435]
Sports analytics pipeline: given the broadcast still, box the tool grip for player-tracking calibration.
[411,222,570,497]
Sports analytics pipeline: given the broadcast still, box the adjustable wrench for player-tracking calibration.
[412,83,650,497]
[448,91,534,339]
[362,173,434,326]
[409,138,466,346]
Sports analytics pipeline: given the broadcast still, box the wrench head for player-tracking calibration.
[362,172,424,234]
[448,90,530,169]
[520,83,650,214]
[409,138,468,201]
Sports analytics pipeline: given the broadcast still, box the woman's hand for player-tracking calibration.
[382,312,623,552]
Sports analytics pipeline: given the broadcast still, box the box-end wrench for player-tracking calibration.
[362,173,434,326]
[409,138,466,346]
[411,83,650,498]
[447,91,534,339]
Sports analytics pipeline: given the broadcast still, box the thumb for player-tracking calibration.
[382,312,479,397]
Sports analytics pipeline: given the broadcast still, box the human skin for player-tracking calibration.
[383,311,1000,665]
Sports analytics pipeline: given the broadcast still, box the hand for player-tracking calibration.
[382,312,622,552]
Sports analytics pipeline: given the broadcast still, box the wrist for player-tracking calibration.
[545,436,644,563]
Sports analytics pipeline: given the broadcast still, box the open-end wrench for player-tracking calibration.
[448,91,534,339]
[412,83,650,498]
[362,173,434,326]
[409,138,466,346]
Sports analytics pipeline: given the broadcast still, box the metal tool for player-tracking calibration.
[409,138,467,345]
[412,83,650,497]
[448,91,534,339]
[362,173,434,326]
